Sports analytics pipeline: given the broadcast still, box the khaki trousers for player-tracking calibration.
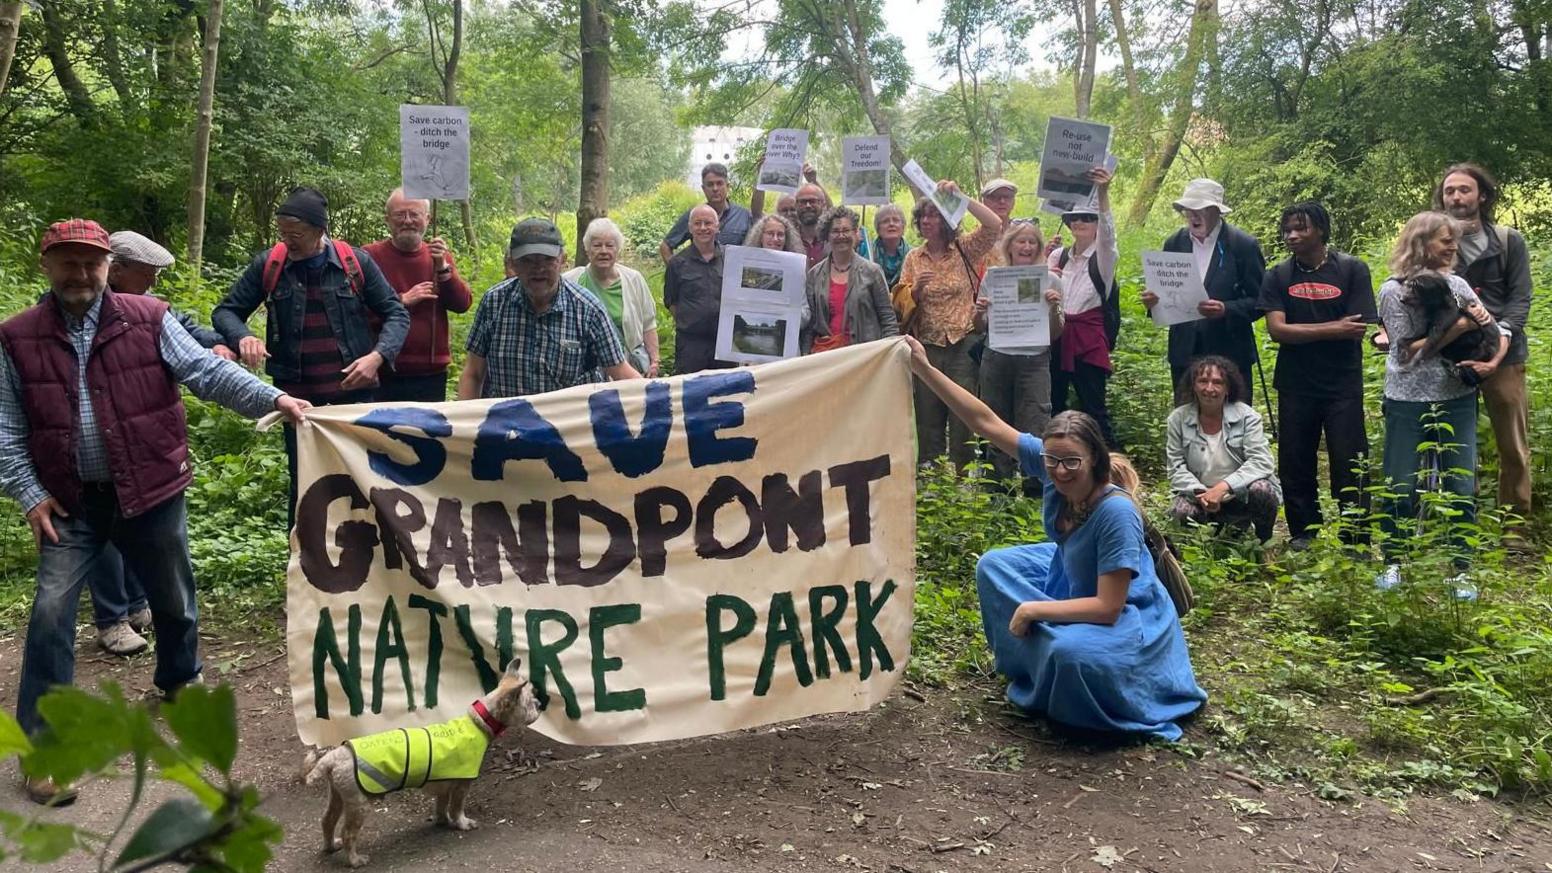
[1480,362,1532,520]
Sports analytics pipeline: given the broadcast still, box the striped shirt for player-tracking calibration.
[276,265,348,401]
[0,294,282,511]
[466,277,626,398]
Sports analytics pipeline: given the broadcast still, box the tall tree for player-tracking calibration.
[187,0,224,269]
[1107,0,1150,156]
[424,0,475,251]
[1126,0,1216,226]
[933,0,1033,189]
[0,2,23,99]
[576,0,609,267]
[38,2,94,123]
[1073,0,1098,117]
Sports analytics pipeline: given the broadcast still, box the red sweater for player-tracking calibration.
[363,240,473,375]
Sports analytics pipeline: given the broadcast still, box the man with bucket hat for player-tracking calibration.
[1144,178,1267,399]
[0,219,311,805]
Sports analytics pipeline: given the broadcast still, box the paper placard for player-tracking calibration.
[1040,155,1118,215]
[1037,116,1112,204]
[842,136,892,205]
[901,159,969,230]
[756,129,809,194]
[1142,251,1209,326]
[400,104,471,201]
[715,245,808,363]
[985,265,1053,351]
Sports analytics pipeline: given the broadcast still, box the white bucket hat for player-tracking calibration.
[1172,178,1232,214]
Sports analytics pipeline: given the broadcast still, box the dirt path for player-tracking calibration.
[1,631,1549,872]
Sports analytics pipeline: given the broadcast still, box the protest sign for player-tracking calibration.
[901,159,968,230]
[282,340,917,747]
[1040,154,1118,215]
[842,136,892,205]
[1037,117,1111,204]
[715,245,807,364]
[984,265,1053,351]
[1142,251,1209,326]
[400,105,471,201]
[756,129,809,194]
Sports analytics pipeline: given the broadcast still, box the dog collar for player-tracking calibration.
[472,699,506,737]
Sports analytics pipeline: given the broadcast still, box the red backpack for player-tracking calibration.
[261,239,364,296]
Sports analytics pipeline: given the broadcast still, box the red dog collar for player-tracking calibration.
[472,699,506,737]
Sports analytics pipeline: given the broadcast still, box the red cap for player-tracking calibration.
[40,219,113,255]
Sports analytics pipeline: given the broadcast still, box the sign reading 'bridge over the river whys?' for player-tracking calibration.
[284,339,917,746]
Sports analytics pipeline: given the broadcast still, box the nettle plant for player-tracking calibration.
[0,684,280,871]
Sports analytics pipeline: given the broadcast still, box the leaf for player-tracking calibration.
[164,684,239,772]
[578,777,603,792]
[116,798,218,867]
[217,813,284,873]
[0,711,33,759]
[27,684,156,785]
[1091,845,1123,868]
[0,811,85,863]
[158,759,226,810]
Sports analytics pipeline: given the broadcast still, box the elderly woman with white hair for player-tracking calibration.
[564,217,660,376]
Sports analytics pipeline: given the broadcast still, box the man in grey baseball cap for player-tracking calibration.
[458,218,640,399]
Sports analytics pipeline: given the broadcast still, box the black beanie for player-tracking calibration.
[276,186,329,230]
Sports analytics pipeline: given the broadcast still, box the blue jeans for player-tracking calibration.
[1380,395,1478,559]
[16,487,202,736]
[86,546,148,628]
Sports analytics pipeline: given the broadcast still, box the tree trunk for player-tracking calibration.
[102,0,134,108]
[0,2,21,100]
[1075,0,1098,117]
[187,0,223,269]
[1125,0,1212,226]
[835,0,910,175]
[576,0,610,268]
[444,0,474,253]
[1107,0,1151,158]
[39,2,95,122]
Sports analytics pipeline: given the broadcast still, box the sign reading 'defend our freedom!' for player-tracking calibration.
[842,136,892,205]
[400,104,471,201]
[279,341,917,747]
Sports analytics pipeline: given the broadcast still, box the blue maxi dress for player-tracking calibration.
[975,434,1207,740]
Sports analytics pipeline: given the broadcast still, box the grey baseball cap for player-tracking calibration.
[109,231,175,268]
[508,218,564,259]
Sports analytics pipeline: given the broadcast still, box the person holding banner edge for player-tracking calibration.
[893,179,1004,471]
[901,334,1207,740]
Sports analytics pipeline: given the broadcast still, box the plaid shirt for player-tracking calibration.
[0,294,281,511]
[466,277,626,398]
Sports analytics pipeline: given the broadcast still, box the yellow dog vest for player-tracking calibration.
[348,717,490,796]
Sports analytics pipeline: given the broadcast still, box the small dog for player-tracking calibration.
[302,658,541,867]
[1400,269,1499,384]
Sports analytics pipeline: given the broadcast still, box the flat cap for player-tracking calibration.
[109,231,175,268]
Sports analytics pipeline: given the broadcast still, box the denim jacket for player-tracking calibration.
[212,241,409,383]
[1165,400,1281,499]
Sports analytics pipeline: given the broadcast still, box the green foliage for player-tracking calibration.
[0,684,280,870]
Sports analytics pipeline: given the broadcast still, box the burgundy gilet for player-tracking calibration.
[0,291,191,518]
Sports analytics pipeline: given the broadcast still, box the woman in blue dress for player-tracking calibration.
[905,336,1207,740]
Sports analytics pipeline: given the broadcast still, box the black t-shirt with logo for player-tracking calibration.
[1258,251,1377,398]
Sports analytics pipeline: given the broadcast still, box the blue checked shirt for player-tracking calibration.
[466,277,627,398]
[0,295,283,511]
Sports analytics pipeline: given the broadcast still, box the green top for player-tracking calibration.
[348,716,490,795]
[577,269,627,342]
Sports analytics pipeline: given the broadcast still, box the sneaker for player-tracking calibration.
[1446,573,1479,601]
[97,621,148,656]
[22,775,77,806]
[159,671,204,703]
[126,607,154,633]
[1374,564,1405,591]
[1289,536,1314,552]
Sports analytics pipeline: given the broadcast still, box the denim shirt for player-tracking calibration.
[212,239,409,383]
[1165,400,1280,499]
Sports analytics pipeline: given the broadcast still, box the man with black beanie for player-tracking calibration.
[214,186,409,524]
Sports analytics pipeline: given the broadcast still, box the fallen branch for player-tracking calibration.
[1224,770,1267,792]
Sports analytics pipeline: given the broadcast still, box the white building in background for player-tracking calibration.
[686,126,762,187]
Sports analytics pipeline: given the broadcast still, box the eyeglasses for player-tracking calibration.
[1009,218,1038,226]
[1064,215,1098,224]
[1041,453,1085,471]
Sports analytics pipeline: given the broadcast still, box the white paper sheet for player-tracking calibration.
[842,136,892,205]
[1142,250,1209,326]
[756,129,809,195]
[715,245,808,363]
[985,265,1053,351]
[400,105,471,201]
[901,159,969,230]
[1037,116,1112,204]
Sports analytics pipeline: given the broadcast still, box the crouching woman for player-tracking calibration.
[902,336,1206,741]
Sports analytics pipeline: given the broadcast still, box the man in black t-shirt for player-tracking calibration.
[1259,202,1377,548]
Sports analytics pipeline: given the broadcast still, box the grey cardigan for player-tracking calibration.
[801,257,900,353]
[1165,400,1281,500]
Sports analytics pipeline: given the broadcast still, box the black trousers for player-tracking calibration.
[1051,355,1121,450]
[377,370,450,403]
[1278,391,1369,539]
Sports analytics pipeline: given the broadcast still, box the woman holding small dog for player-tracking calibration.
[903,335,1206,740]
[1374,211,1509,591]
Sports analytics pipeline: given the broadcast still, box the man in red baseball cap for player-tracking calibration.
[0,219,312,805]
